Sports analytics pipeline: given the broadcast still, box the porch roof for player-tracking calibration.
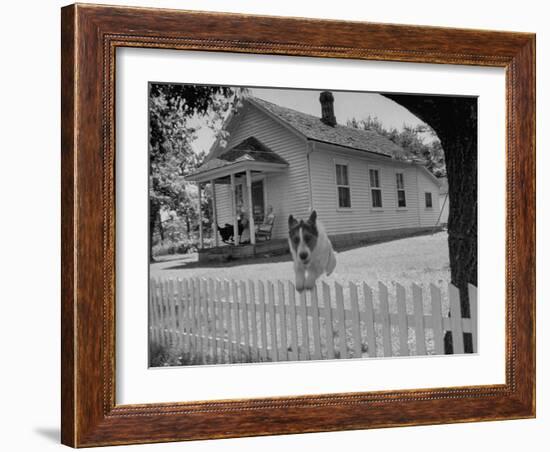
[186,137,289,183]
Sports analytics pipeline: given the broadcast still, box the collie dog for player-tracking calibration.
[288,211,336,292]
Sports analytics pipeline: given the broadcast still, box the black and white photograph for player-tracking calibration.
[148,83,478,367]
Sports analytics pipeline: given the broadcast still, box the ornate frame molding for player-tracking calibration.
[61,4,535,447]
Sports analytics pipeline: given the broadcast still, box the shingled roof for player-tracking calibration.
[249,97,405,158]
[191,136,288,176]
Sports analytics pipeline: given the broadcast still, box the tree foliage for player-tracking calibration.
[148,84,236,258]
[347,116,446,177]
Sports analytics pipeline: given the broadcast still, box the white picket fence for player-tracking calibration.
[149,277,477,365]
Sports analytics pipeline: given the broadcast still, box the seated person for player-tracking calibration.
[238,208,251,244]
[257,205,275,237]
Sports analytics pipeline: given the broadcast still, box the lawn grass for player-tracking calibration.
[150,231,451,289]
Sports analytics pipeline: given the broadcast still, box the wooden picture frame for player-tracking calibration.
[61,3,535,447]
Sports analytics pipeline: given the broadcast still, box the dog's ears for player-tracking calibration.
[308,210,317,225]
[288,215,298,229]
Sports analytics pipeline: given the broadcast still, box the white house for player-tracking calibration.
[187,92,441,255]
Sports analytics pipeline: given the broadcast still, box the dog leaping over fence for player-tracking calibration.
[288,211,337,292]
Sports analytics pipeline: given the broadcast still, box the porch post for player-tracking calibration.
[197,182,204,249]
[230,173,239,246]
[210,179,219,247]
[246,169,256,245]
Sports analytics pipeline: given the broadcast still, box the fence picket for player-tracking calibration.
[287,282,299,361]
[267,281,279,362]
[412,284,427,356]
[277,281,288,361]
[378,282,392,357]
[192,278,202,354]
[169,279,176,346]
[240,281,251,359]
[449,284,465,354]
[148,280,157,345]
[181,279,190,352]
[151,279,160,345]
[198,279,205,358]
[188,279,194,354]
[174,279,182,347]
[469,284,478,353]
[361,283,376,357]
[169,279,178,346]
[310,285,322,360]
[223,280,231,362]
[396,283,409,356]
[221,280,230,363]
[214,280,222,363]
[349,282,362,358]
[159,280,170,347]
[198,278,205,357]
[166,279,173,346]
[322,282,335,359]
[430,284,444,355]
[156,280,164,346]
[258,281,268,361]
[176,278,185,350]
[217,283,223,363]
[232,281,241,361]
[160,279,169,346]
[156,279,164,345]
[249,280,259,362]
[223,280,233,363]
[335,283,348,359]
[207,279,215,360]
[200,279,209,362]
[299,291,310,360]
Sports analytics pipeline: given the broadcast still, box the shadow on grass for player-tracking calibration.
[155,229,444,272]
[162,252,292,271]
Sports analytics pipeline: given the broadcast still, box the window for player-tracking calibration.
[396,173,406,208]
[369,168,382,208]
[425,192,433,208]
[335,163,351,208]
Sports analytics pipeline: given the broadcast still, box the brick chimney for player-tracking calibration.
[319,91,336,127]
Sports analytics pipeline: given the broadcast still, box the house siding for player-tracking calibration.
[309,142,440,236]
[438,193,449,225]
[214,184,233,227]
[212,105,310,240]
[416,168,441,227]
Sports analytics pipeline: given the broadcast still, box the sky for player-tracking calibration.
[190,86,427,155]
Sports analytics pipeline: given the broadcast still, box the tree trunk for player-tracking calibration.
[157,209,164,243]
[149,201,160,263]
[383,95,477,353]
[440,121,477,354]
[186,216,191,239]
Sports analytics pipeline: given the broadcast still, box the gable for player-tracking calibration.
[206,101,305,162]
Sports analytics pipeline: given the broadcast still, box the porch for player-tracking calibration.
[185,136,289,254]
[196,238,289,263]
